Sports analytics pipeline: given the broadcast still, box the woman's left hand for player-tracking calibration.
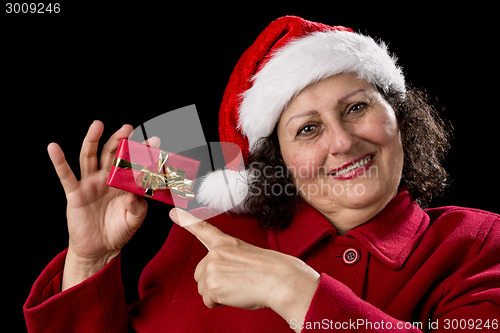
[169,208,320,330]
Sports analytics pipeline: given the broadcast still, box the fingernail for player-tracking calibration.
[169,208,178,221]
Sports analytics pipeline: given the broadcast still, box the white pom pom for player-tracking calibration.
[196,169,250,214]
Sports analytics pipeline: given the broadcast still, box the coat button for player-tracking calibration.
[343,248,360,265]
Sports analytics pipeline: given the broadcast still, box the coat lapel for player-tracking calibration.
[270,188,429,270]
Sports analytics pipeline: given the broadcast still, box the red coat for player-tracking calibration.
[24,189,500,332]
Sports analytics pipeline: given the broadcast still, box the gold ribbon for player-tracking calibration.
[112,149,195,200]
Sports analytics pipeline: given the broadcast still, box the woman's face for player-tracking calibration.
[277,74,404,231]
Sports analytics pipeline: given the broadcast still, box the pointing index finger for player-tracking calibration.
[169,208,226,250]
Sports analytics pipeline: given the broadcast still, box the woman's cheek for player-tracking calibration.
[376,104,399,140]
[358,107,399,145]
[285,145,326,183]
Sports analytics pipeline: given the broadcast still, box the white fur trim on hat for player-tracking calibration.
[238,30,406,150]
[196,169,249,214]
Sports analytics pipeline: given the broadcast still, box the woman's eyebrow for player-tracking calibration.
[285,89,368,127]
[285,110,318,127]
[337,89,367,104]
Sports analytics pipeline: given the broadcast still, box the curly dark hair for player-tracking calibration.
[244,85,452,229]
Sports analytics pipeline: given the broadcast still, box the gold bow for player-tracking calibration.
[112,149,195,200]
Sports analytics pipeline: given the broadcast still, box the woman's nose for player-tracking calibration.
[326,122,357,156]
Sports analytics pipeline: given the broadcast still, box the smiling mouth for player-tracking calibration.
[329,153,375,177]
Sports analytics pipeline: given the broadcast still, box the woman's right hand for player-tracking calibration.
[48,121,150,290]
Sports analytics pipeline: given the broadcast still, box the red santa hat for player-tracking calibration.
[196,16,406,213]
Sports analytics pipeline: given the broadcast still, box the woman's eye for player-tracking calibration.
[347,102,368,115]
[297,124,317,136]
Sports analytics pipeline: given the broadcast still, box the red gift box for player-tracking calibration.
[106,139,201,208]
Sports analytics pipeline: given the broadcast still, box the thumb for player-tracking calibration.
[169,208,226,250]
[125,192,148,233]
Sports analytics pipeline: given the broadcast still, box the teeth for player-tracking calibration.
[332,155,372,176]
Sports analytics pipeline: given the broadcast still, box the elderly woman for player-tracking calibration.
[24,16,499,332]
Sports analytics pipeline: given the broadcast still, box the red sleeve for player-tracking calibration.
[431,216,500,331]
[302,274,423,332]
[23,249,128,333]
[23,223,195,332]
[302,217,500,333]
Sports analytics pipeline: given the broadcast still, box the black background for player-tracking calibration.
[3,2,499,330]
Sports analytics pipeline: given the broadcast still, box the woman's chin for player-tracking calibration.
[338,180,397,210]
[303,178,396,212]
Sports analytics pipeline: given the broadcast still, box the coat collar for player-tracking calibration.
[270,188,429,270]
